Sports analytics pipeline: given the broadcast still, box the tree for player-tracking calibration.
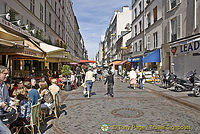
[61,65,71,76]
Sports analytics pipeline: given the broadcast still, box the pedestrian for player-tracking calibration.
[0,65,12,134]
[138,69,145,89]
[85,67,95,98]
[129,68,137,89]
[104,71,114,97]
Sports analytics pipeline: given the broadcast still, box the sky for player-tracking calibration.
[71,0,131,60]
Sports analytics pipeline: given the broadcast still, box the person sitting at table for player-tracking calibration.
[11,80,26,101]
[10,81,40,133]
[49,79,60,101]
[38,77,48,93]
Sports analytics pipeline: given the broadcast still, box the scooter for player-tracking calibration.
[162,72,177,89]
[174,70,199,92]
[192,75,200,97]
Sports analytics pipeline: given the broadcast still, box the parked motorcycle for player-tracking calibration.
[174,70,200,92]
[162,72,177,89]
[193,76,200,97]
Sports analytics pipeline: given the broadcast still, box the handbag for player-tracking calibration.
[92,77,95,82]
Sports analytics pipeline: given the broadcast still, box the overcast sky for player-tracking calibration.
[71,0,131,60]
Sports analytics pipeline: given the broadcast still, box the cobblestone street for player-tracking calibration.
[44,77,200,134]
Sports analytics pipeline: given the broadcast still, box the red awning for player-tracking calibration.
[115,60,127,65]
[80,60,96,63]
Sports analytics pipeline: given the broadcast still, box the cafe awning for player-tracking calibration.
[0,26,24,41]
[115,60,128,65]
[80,60,96,63]
[40,42,65,54]
[109,61,121,66]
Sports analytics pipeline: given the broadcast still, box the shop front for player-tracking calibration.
[127,56,143,70]
[143,49,161,71]
[170,36,200,78]
[0,39,45,78]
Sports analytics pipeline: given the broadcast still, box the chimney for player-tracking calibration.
[122,6,129,12]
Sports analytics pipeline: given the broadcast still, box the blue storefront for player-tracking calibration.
[127,56,143,70]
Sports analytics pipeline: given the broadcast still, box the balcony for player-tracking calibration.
[171,34,177,42]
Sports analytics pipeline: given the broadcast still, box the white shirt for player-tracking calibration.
[130,70,137,79]
[85,71,94,81]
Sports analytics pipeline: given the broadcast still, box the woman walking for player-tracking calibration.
[129,68,137,89]
[85,67,95,98]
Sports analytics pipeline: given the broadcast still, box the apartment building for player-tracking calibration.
[0,0,84,62]
[103,6,132,65]
[162,0,200,77]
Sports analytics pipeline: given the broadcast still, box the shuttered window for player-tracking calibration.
[153,6,157,23]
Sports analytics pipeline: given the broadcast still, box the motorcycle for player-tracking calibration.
[161,72,177,89]
[193,76,200,97]
[174,70,199,92]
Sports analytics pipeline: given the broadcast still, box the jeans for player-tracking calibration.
[139,78,143,89]
[86,80,93,92]
[0,119,11,134]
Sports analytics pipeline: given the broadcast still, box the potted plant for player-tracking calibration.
[61,65,71,91]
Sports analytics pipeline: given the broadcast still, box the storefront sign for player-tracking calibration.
[127,56,142,62]
[171,40,200,55]
[0,18,31,37]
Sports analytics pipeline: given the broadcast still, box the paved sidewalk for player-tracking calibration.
[144,82,200,108]
[43,78,200,134]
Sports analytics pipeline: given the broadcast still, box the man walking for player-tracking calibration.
[85,67,94,98]
[129,68,137,89]
[0,65,12,134]
[104,71,114,97]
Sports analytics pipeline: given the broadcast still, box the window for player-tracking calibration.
[139,2,142,13]
[134,8,137,18]
[55,20,57,31]
[59,8,60,19]
[135,25,137,36]
[171,17,177,41]
[135,42,137,52]
[153,6,157,23]
[30,0,35,13]
[153,32,158,48]
[55,1,57,13]
[40,4,43,21]
[147,12,151,27]
[58,25,60,35]
[49,12,51,27]
[139,40,142,51]
[171,0,177,9]
[139,21,142,33]
[62,15,64,24]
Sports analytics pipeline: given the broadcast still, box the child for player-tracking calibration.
[104,71,114,97]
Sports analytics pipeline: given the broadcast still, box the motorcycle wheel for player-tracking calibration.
[175,86,182,92]
[194,87,200,97]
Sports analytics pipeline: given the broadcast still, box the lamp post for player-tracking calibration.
[0,13,10,20]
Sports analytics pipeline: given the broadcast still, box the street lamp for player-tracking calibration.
[21,24,29,30]
[11,20,21,26]
[30,29,35,34]
[0,13,10,20]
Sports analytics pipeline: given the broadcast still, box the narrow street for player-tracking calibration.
[44,77,200,134]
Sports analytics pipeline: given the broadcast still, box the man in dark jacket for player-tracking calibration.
[104,71,114,97]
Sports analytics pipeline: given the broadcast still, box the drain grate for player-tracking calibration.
[111,108,143,118]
